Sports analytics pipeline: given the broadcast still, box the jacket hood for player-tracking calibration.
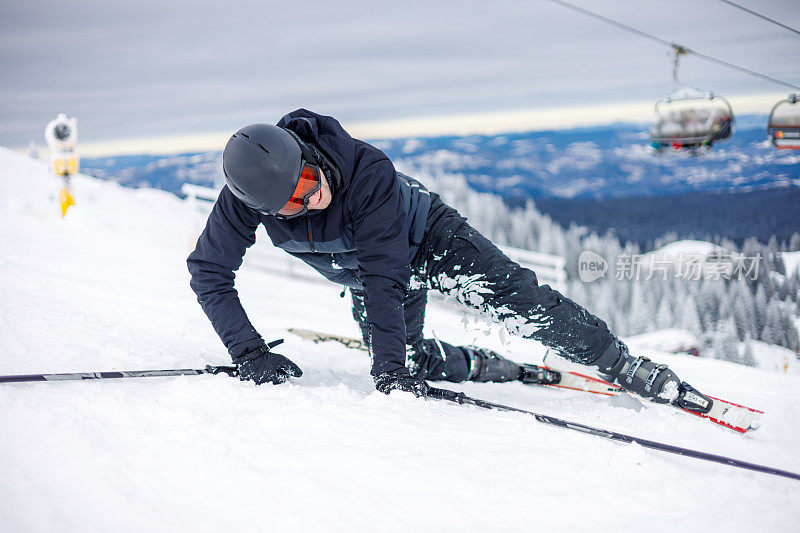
[277,109,356,204]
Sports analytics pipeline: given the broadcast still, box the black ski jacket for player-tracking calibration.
[187,109,431,375]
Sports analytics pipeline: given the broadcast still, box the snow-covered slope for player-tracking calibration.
[626,328,701,354]
[647,239,725,259]
[783,250,800,277]
[1,147,798,532]
[627,329,800,375]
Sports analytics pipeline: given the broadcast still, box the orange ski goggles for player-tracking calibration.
[276,163,322,218]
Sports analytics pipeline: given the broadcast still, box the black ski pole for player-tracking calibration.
[0,339,288,384]
[427,387,800,482]
[0,365,238,383]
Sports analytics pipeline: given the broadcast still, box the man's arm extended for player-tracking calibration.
[348,158,412,376]
[187,186,264,357]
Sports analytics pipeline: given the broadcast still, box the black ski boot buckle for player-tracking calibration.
[520,364,561,385]
[673,382,713,414]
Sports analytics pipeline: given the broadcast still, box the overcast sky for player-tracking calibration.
[1,0,799,153]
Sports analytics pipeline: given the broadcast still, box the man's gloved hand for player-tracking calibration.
[374,369,428,397]
[232,340,302,385]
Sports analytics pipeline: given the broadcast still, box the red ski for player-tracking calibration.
[540,355,762,434]
[538,366,621,396]
[676,394,762,434]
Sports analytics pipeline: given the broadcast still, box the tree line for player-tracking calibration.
[408,166,800,364]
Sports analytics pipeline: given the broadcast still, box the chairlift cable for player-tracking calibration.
[542,0,800,91]
[685,47,800,91]
[716,0,800,37]
[544,0,674,48]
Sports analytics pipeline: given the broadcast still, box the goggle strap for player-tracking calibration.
[283,128,318,165]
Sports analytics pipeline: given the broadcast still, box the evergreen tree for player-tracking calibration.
[679,295,703,338]
[714,317,740,363]
[717,287,733,325]
[629,281,652,335]
[789,232,800,252]
[413,171,800,356]
[768,235,780,254]
[754,285,768,338]
[697,280,723,332]
[783,314,800,353]
[773,252,786,276]
[732,298,748,341]
[761,296,783,345]
[656,292,673,330]
[742,337,757,367]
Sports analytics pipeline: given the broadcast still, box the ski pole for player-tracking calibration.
[0,365,238,383]
[427,387,800,482]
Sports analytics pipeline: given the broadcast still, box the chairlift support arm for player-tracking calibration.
[671,45,689,89]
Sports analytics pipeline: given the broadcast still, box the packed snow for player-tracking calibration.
[626,329,800,375]
[1,147,798,532]
[626,328,701,355]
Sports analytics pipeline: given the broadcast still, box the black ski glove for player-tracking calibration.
[374,369,428,397]
[232,339,302,385]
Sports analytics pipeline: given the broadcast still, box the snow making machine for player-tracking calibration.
[767,94,800,149]
[44,113,79,216]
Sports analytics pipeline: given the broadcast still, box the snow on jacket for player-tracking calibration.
[187,109,431,375]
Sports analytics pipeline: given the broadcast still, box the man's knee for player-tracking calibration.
[409,339,469,382]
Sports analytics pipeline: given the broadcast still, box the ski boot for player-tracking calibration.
[464,347,560,385]
[593,339,713,413]
[519,364,561,385]
[464,347,520,382]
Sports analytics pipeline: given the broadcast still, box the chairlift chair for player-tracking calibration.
[767,94,800,149]
[650,46,734,152]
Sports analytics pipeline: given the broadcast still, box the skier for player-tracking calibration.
[187,109,711,412]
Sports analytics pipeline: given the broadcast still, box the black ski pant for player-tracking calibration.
[351,288,472,382]
[352,195,615,382]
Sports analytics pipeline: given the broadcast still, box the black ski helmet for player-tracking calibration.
[222,123,305,215]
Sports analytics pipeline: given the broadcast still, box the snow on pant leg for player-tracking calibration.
[423,221,614,365]
[419,338,470,382]
[350,289,469,381]
[351,289,371,347]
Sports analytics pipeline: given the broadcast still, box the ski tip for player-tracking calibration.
[680,403,762,434]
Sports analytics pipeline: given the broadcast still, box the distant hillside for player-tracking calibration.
[82,117,798,199]
[80,118,799,246]
[378,118,797,200]
[529,187,800,247]
[81,151,223,193]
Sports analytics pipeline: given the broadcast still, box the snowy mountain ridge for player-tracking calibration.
[78,120,800,245]
[80,119,799,201]
[1,147,798,531]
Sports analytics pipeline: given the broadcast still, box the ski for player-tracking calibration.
[289,327,762,433]
[288,327,618,394]
[538,365,622,396]
[540,355,762,434]
[289,327,369,352]
[674,394,762,434]
[289,327,619,396]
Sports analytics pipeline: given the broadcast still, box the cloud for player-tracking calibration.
[1,0,798,149]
